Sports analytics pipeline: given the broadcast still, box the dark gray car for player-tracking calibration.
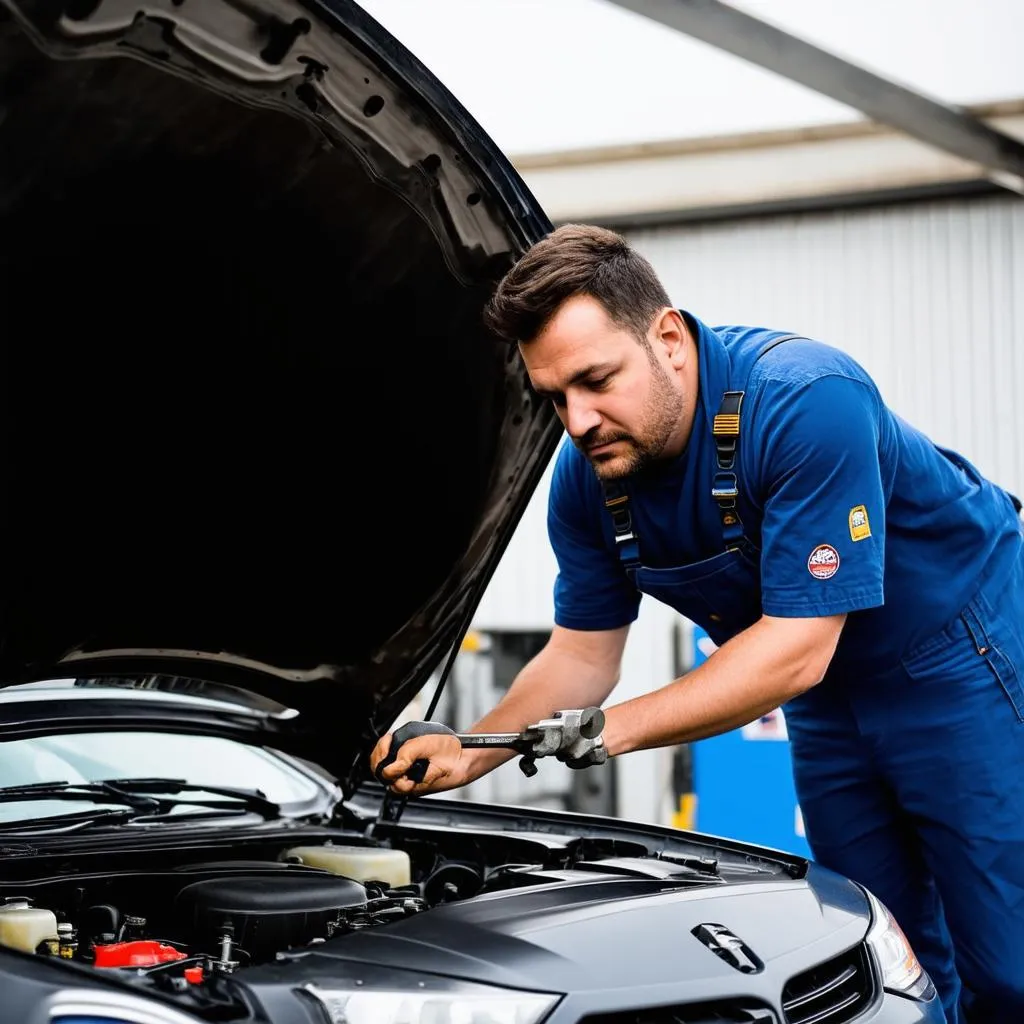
[0,1,943,1022]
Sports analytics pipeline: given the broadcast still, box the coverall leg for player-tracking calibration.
[788,545,1024,1024]
[785,694,963,1022]
[873,549,1024,1023]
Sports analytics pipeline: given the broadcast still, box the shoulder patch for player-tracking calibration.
[808,544,840,580]
[849,505,871,542]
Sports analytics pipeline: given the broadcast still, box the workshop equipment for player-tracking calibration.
[375,707,607,784]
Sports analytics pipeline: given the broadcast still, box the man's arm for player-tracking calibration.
[462,623,629,776]
[603,613,844,756]
[370,623,628,794]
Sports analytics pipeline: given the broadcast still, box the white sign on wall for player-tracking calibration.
[740,708,789,741]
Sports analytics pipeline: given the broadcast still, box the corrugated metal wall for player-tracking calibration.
[470,192,1023,825]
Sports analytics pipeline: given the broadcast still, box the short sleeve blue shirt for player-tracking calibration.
[548,313,1022,673]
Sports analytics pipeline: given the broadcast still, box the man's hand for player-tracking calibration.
[369,729,468,796]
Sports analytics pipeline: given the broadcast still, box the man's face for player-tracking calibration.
[521,295,690,480]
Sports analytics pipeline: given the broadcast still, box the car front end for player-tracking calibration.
[0,744,942,1024]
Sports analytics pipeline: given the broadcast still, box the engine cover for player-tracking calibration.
[176,865,367,959]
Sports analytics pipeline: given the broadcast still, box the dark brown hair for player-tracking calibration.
[483,223,672,345]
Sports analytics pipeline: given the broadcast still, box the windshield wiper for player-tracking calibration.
[2,808,145,834]
[0,781,161,812]
[0,779,279,820]
[98,778,280,819]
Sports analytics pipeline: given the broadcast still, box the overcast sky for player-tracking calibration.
[357,0,1024,155]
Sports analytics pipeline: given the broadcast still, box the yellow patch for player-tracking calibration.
[849,505,871,542]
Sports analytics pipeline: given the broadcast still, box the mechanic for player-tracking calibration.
[371,224,1024,1024]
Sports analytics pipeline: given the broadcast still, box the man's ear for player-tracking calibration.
[652,308,688,368]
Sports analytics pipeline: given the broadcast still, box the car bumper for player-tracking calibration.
[858,988,947,1022]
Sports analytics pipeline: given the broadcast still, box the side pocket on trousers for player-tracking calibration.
[962,598,1024,723]
[901,596,1024,724]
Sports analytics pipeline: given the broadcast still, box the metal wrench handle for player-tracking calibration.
[375,722,528,786]
[375,707,607,786]
[455,733,527,749]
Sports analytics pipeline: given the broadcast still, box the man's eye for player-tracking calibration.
[589,376,612,390]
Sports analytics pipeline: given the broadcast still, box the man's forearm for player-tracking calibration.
[602,614,844,756]
[459,635,623,782]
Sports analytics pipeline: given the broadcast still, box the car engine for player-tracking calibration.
[0,821,732,1006]
[0,841,434,987]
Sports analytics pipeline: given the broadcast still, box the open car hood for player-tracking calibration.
[0,0,559,790]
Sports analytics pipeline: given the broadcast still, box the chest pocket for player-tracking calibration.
[633,547,763,648]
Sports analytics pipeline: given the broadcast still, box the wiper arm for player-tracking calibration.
[0,807,141,835]
[0,781,160,812]
[99,778,280,819]
[0,780,278,819]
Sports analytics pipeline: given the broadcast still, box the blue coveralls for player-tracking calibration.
[548,313,1024,1023]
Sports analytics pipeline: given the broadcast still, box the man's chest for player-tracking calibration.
[606,477,766,573]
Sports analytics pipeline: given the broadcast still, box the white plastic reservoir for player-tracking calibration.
[282,844,411,888]
[0,897,59,954]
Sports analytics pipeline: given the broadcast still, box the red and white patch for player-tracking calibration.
[807,543,840,580]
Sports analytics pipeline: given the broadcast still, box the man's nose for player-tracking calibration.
[565,392,601,439]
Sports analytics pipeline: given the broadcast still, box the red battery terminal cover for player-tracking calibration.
[93,940,188,968]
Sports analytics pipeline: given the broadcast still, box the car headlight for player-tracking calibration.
[864,889,934,1001]
[303,977,559,1024]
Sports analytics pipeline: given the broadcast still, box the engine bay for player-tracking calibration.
[0,851,424,984]
[0,821,730,1006]
[1,836,428,971]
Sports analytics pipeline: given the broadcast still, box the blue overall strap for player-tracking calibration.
[601,479,641,578]
[713,333,802,553]
[712,390,745,552]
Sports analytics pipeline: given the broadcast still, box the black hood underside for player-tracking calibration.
[0,0,558,787]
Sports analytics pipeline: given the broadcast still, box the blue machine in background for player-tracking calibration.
[686,624,811,858]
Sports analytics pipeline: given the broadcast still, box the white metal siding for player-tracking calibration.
[473,457,560,631]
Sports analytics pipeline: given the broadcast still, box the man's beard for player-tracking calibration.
[579,359,684,481]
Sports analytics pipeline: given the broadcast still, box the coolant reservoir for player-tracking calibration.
[282,844,411,887]
[0,897,59,954]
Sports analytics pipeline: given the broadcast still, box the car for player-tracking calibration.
[0,1,944,1022]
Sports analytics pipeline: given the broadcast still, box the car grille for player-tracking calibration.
[579,1001,777,1024]
[781,944,875,1024]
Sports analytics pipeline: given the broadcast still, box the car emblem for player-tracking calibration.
[692,923,764,974]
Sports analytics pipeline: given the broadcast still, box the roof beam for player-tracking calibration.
[604,0,1024,195]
